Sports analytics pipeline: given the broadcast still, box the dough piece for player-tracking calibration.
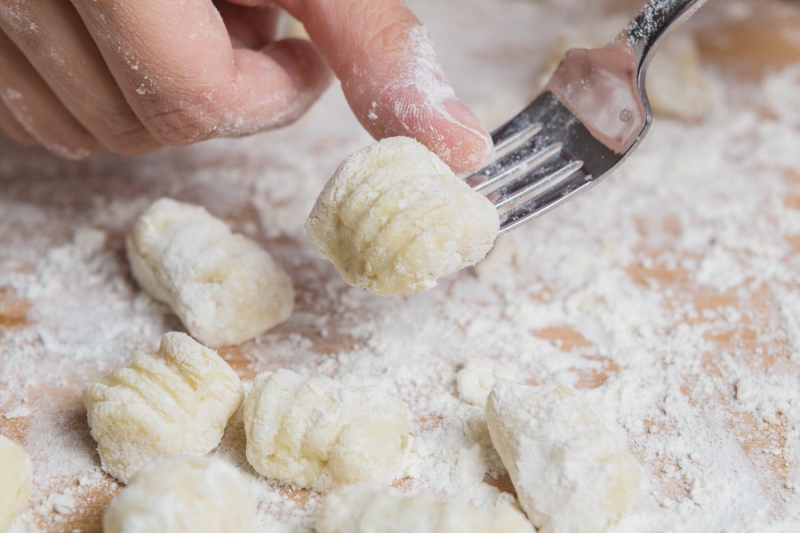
[0,435,32,533]
[305,137,499,296]
[457,359,498,406]
[486,382,640,533]
[127,198,294,348]
[103,456,255,533]
[83,332,243,483]
[243,369,410,492]
[645,33,712,121]
[544,19,711,120]
[316,483,535,533]
[456,359,516,406]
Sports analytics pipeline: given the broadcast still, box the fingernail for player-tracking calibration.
[443,98,495,168]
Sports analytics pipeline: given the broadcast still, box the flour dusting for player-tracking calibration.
[1,0,800,531]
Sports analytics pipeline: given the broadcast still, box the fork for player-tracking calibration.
[467,0,710,234]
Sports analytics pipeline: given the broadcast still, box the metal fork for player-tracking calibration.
[467,0,710,234]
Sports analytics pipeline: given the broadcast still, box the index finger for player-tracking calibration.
[69,0,331,145]
[275,0,495,173]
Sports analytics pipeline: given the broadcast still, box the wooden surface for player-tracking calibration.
[2,1,800,531]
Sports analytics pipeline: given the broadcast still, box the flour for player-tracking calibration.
[315,483,534,533]
[2,405,31,420]
[456,359,517,407]
[363,23,494,172]
[1,0,800,531]
[764,65,800,126]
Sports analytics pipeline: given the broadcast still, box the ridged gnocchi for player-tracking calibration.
[243,369,410,492]
[103,456,255,533]
[127,198,294,348]
[83,332,243,483]
[0,435,31,533]
[486,382,640,533]
[305,137,499,296]
[316,483,535,533]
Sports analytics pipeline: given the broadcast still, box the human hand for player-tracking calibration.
[0,0,493,173]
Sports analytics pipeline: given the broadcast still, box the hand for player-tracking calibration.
[0,0,493,172]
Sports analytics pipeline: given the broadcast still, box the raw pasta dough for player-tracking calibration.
[83,332,243,483]
[127,197,294,348]
[316,483,535,533]
[0,435,31,533]
[305,137,499,296]
[486,382,640,533]
[243,369,410,492]
[103,456,255,533]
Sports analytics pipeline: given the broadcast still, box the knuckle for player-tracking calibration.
[0,4,42,52]
[104,124,159,157]
[142,94,226,146]
[362,6,416,52]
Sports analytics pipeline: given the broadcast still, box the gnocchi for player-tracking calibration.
[486,382,640,533]
[83,332,243,483]
[305,137,499,296]
[0,435,31,533]
[127,198,294,348]
[316,483,535,533]
[243,369,410,492]
[103,456,255,533]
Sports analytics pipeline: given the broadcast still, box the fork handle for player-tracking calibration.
[627,0,711,69]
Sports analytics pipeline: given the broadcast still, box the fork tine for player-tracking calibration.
[473,0,706,234]
[493,123,542,153]
[466,133,559,191]
[489,92,565,149]
[487,151,584,208]
[498,169,594,234]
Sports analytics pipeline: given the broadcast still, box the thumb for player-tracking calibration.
[275,0,494,173]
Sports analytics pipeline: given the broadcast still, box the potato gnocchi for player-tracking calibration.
[83,332,243,483]
[316,483,535,533]
[0,435,31,533]
[305,137,499,296]
[103,456,255,533]
[243,369,410,492]
[127,198,294,348]
[486,382,640,533]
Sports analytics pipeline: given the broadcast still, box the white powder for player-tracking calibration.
[362,22,493,171]
[2,405,31,420]
[1,0,799,531]
[764,65,800,126]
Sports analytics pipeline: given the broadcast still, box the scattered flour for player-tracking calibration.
[1,0,799,532]
[2,405,31,420]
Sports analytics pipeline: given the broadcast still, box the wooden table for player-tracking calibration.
[2,0,800,531]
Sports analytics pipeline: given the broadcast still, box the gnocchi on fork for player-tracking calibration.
[468,0,710,234]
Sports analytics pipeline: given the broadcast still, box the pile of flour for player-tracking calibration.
[1,0,799,531]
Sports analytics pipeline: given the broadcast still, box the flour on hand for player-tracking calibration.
[103,456,255,533]
[316,483,535,533]
[486,382,640,533]
[127,198,294,348]
[305,137,499,296]
[83,332,243,483]
[243,369,410,492]
[0,435,32,533]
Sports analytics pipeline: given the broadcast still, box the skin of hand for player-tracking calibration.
[0,0,494,173]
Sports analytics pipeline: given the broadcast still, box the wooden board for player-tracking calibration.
[2,0,800,531]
